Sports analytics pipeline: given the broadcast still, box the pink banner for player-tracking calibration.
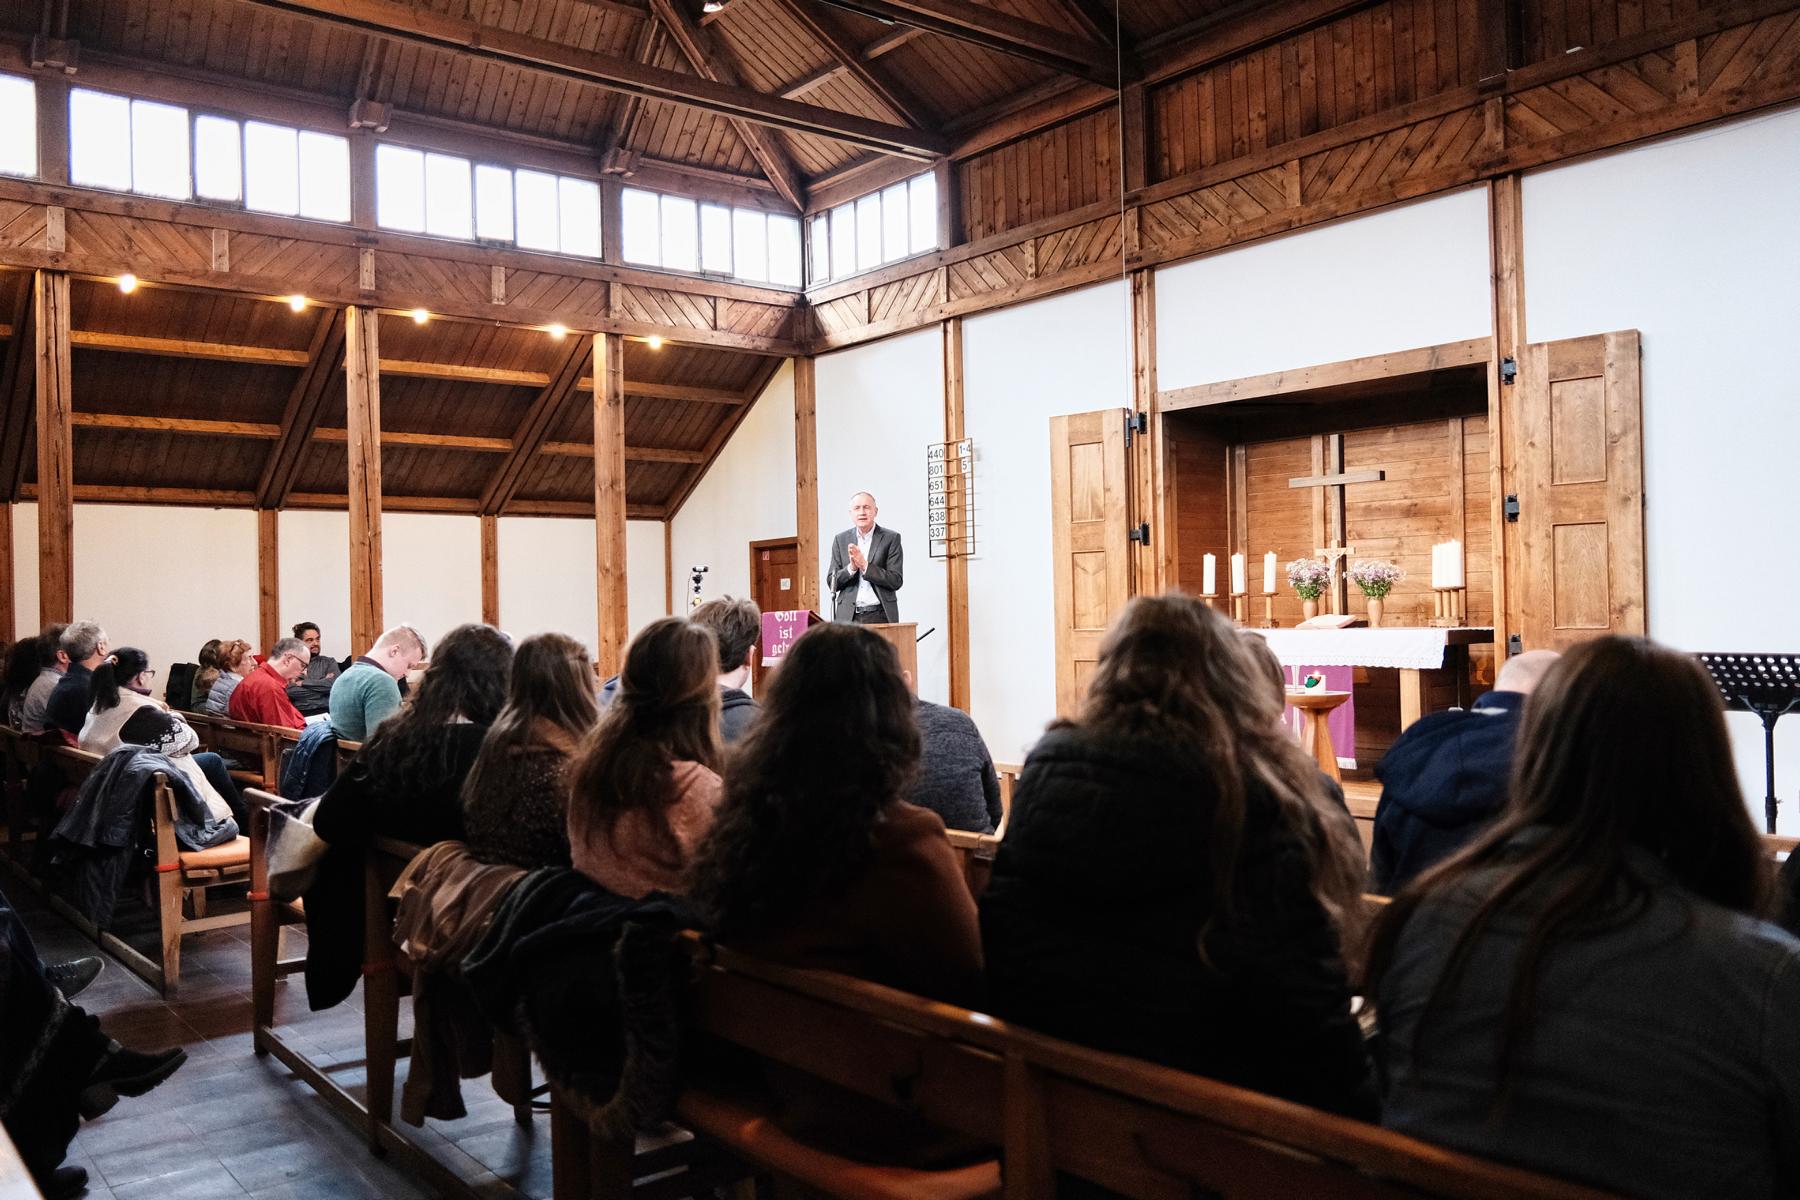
[1284,665,1358,769]
[760,610,817,667]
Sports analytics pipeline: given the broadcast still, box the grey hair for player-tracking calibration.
[60,620,106,661]
[850,490,878,507]
[270,636,309,662]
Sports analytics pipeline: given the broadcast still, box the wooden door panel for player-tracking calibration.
[1051,410,1132,716]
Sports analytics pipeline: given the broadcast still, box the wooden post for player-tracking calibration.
[934,158,961,251]
[601,179,625,265]
[663,520,673,616]
[1129,269,1169,594]
[0,501,12,645]
[480,512,500,626]
[257,508,280,653]
[943,319,971,712]
[34,270,72,627]
[345,305,383,653]
[1488,173,1525,656]
[349,129,378,232]
[1120,83,1150,194]
[793,356,819,614]
[35,77,70,187]
[594,333,629,676]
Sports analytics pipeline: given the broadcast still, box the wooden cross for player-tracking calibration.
[1287,437,1386,614]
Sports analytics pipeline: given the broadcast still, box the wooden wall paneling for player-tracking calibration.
[1049,410,1132,716]
[1343,419,1471,625]
[1245,437,1316,626]
[594,332,630,676]
[480,336,593,515]
[794,355,819,613]
[942,319,971,711]
[480,512,500,626]
[34,270,72,626]
[258,507,280,653]
[0,274,33,500]
[344,305,383,653]
[1167,419,1230,597]
[0,501,12,645]
[1488,171,1524,656]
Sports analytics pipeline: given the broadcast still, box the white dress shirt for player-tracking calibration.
[854,526,878,608]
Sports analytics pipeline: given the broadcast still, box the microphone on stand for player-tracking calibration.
[915,626,936,643]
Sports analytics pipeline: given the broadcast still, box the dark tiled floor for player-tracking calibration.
[9,874,555,1200]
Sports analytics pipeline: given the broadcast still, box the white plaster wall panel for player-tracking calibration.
[496,516,599,655]
[627,519,669,636]
[382,512,482,652]
[10,501,37,639]
[278,509,351,660]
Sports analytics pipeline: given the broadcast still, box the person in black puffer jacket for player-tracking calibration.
[980,594,1375,1120]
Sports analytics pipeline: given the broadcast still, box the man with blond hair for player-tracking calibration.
[329,624,428,741]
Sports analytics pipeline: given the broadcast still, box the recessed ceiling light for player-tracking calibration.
[702,1,724,12]
[546,322,569,339]
[287,294,308,313]
[410,308,431,325]
[116,273,139,295]
[646,335,664,350]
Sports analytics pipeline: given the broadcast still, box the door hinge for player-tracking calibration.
[1128,522,1150,546]
[1507,634,1523,657]
[1500,356,1518,385]
[1504,493,1521,522]
[1125,410,1147,447]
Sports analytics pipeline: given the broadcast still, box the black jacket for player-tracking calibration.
[719,688,759,744]
[1368,691,1523,895]
[45,665,93,739]
[979,726,1374,1118]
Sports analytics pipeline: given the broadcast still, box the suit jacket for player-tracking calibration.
[827,524,903,623]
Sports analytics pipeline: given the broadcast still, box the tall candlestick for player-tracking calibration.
[1263,551,1277,595]
[1230,553,1246,596]
[1202,553,1217,596]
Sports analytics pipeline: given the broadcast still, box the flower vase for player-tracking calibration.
[1367,596,1384,627]
[1302,598,1319,621]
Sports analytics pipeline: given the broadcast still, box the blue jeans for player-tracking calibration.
[192,751,248,831]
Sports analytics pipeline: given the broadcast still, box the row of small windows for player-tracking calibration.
[808,172,939,284]
[621,188,802,288]
[375,144,602,259]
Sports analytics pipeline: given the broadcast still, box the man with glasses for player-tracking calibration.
[227,636,310,730]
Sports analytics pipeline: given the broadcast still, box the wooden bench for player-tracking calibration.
[0,725,46,856]
[554,937,1617,1200]
[186,711,300,791]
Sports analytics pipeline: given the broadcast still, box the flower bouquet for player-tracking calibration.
[1286,557,1331,619]
[1348,559,1404,626]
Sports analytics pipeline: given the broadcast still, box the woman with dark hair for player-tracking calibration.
[567,618,721,896]
[3,636,38,727]
[204,639,254,716]
[689,622,981,1006]
[979,595,1372,1116]
[462,633,597,869]
[78,647,245,828]
[190,638,223,710]
[1368,637,1799,1198]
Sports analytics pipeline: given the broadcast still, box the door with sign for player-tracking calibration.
[749,538,800,688]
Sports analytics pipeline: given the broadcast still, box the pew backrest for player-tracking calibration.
[186,711,300,789]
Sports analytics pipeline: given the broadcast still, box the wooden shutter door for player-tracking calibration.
[1050,410,1133,716]
[1514,330,1645,650]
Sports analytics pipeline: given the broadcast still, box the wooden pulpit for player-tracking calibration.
[865,623,918,693]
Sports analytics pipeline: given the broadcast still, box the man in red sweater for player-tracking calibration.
[229,636,310,730]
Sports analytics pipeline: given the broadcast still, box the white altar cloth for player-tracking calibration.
[1248,627,1485,671]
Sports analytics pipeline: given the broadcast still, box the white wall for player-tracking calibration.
[279,509,351,660]
[627,519,669,636]
[382,512,481,652]
[1155,186,1493,390]
[494,516,667,655]
[670,361,797,608]
[10,502,37,639]
[816,327,950,702]
[1523,107,1800,830]
[964,281,1132,762]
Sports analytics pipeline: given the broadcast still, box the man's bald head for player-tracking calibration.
[1496,649,1560,695]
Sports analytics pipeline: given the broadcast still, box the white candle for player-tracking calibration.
[1230,553,1246,596]
[1202,553,1217,595]
[1443,539,1464,589]
[1263,551,1277,594]
[1430,542,1445,589]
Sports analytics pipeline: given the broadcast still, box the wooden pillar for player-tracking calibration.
[1129,269,1169,594]
[793,356,819,613]
[601,180,625,265]
[345,305,383,652]
[35,77,70,187]
[943,319,971,712]
[663,521,673,616]
[349,129,378,232]
[594,333,629,676]
[258,508,280,653]
[1120,84,1151,194]
[480,513,500,627]
[934,158,961,251]
[34,270,72,627]
[0,501,13,645]
[1488,173,1526,656]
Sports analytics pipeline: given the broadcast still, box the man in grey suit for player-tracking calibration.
[827,491,904,624]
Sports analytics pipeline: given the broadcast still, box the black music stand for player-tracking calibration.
[1699,653,1800,833]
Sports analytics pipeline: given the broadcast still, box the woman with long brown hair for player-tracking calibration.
[1368,636,1799,1197]
[462,633,598,869]
[567,617,723,897]
[980,594,1372,1116]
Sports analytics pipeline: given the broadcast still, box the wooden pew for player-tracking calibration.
[186,711,300,791]
[0,725,45,856]
[555,938,1616,1200]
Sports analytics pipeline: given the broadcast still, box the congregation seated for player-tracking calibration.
[328,623,428,742]
[1368,637,1800,1199]
[687,595,762,743]
[10,623,67,734]
[229,636,310,730]
[189,637,222,711]
[461,632,597,870]
[3,636,35,726]
[979,595,1374,1118]
[909,695,1003,833]
[46,621,109,740]
[78,647,247,829]
[202,638,253,716]
[284,621,342,716]
[1369,649,1559,894]
[568,617,723,897]
[303,622,512,1009]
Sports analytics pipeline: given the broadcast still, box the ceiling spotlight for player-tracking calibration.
[116,273,139,295]
[701,1,724,11]
[287,294,309,313]
[410,307,431,325]
[646,335,664,350]
[546,322,569,340]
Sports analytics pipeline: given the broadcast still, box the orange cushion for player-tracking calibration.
[676,1090,1001,1200]
[178,835,251,873]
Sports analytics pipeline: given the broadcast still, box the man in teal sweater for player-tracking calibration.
[328,624,428,742]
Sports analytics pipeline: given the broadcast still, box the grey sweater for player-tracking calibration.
[907,700,1002,833]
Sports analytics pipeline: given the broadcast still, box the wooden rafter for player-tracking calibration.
[256,307,346,508]
[1046,0,1123,49]
[814,0,1118,85]
[600,18,663,167]
[771,0,932,129]
[480,335,592,516]
[0,275,34,501]
[666,353,784,518]
[241,0,943,159]
[648,0,807,213]
[780,26,925,100]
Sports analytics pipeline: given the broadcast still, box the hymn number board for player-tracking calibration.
[927,438,976,558]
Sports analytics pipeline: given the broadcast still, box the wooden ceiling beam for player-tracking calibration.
[647,0,808,212]
[240,0,943,159]
[0,275,34,501]
[480,335,593,516]
[1046,0,1124,48]
[378,360,552,386]
[769,0,933,129]
[257,307,347,508]
[666,352,784,518]
[69,330,312,366]
[71,413,281,438]
[542,442,707,463]
[576,379,748,404]
[315,428,513,451]
[507,498,666,519]
[813,0,1118,85]
[599,19,663,167]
